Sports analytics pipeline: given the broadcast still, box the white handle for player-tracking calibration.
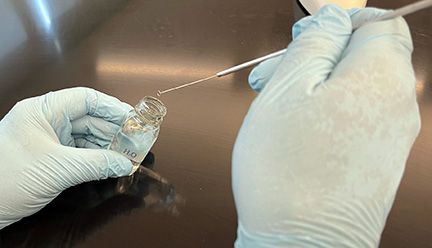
[216,49,287,77]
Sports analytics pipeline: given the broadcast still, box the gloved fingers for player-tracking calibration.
[348,7,391,30]
[71,115,120,141]
[248,56,283,92]
[73,136,110,149]
[343,8,413,56]
[288,4,352,79]
[45,87,132,124]
[58,146,133,187]
[250,5,352,94]
[39,87,132,147]
[328,9,414,93]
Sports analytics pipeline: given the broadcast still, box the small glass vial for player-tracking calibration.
[108,96,167,173]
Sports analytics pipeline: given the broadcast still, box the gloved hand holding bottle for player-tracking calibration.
[233,5,421,247]
[0,87,134,229]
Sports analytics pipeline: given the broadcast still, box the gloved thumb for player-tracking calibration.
[57,146,133,188]
[247,4,351,94]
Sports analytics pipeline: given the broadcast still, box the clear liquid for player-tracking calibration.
[108,124,158,167]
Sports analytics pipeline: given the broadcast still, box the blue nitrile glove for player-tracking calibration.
[0,87,134,229]
[233,5,421,247]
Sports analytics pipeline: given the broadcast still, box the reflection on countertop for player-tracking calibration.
[0,152,184,248]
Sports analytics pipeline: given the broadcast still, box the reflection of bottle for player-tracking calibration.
[108,96,166,173]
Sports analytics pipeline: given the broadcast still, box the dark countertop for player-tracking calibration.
[0,0,431,247]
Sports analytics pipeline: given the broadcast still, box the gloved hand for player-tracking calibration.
[0,87,133,229]
[233,5,421,247]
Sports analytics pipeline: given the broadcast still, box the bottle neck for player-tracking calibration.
[134,96,166,126]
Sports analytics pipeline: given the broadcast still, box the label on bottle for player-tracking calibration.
[109,130,155,163]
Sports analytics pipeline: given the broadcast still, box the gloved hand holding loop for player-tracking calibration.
[234,5,420,247]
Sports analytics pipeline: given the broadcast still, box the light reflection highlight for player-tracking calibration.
[416,73,426,96]
[35,0,51,27]
[417,81,424,93]
[54,38,62,54]
[97,60,218,79]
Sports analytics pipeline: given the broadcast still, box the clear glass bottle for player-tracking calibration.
[108,96,167,173]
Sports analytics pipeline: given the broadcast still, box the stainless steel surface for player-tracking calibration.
[159,0,432,97]
[0,0,431,247]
